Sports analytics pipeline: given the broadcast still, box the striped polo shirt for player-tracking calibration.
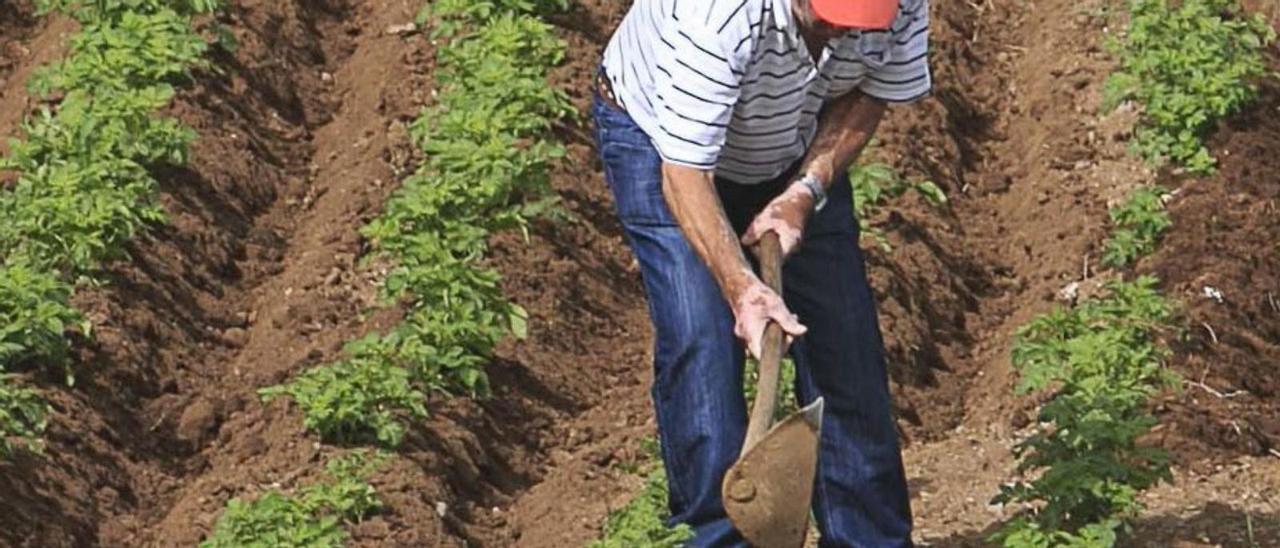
[600,0,931,184]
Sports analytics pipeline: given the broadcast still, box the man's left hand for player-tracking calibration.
[742,181,816,258]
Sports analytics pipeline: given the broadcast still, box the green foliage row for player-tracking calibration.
[2,87,190,277]
[263,1,570,446]
[1102,186,1171,268]
[589,460,693,547]
[1104,0,1275,173]
[994,277,1179,547]
[260,335,429,448]
[0,263,86,373]
[849,156,947,251]
[31,11,211,95]
[0,0,218,456]
[202,451,385,548]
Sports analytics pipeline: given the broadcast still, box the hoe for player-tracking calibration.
[722,231,825,547]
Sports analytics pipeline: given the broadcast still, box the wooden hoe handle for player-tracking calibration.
[741,231,785,454]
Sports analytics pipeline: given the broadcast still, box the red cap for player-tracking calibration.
[810,0,899,30]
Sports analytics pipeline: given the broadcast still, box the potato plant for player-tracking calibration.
[0,263,87,372]
[0,375,49,458]
[34,0,220,19]
[259,335,429,448]
[418,0,571,38]
[0,90,183,276]
[31,10,211,95]
[994,278,1178,547]
[590,467,693,548]
[849,157,947,252]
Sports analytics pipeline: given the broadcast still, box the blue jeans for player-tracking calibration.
[592,93,913,547]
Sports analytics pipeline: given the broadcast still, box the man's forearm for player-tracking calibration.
[661,163,754,302]
[801,90,887,189]
[657,92,885,302]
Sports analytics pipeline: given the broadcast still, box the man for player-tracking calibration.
[593,0,929,545]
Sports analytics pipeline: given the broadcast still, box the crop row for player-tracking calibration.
[0,0,219,458]
[201,450,385,547]
[994,1,1273,545]
[201,2,574,544]
[261,0,572,448]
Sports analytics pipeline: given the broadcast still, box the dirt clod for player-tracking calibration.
[177,399,220,444]
[222,328,249,348]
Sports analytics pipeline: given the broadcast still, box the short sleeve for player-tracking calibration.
[650,9,754,169]
[859,0,932,103]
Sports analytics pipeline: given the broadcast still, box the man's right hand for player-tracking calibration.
[731,276,807,360]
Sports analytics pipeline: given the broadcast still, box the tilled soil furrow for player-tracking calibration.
[116,0,658,544]
[885,0,1158,541]
[108,1,366,544]
[110,2,424,544]
[892,0,1280,544]
[0,0,397,545]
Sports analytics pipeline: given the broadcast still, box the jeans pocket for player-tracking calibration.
[594,105,673,227]
[600,140,672,226]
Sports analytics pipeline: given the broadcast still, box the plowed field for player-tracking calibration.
[0,0,1275,546]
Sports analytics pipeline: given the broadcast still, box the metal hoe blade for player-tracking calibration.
[723,398,824,548]
[721,231,825,547]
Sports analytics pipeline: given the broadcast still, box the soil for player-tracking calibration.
[1143,74,1280,464]
[0,0,1276,546]
[0,1,37,82]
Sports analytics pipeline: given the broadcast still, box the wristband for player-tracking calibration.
[796,173,828,212]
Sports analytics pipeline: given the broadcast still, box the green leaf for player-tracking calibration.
[0,374,49,458]
[509,304,529,340]
[849,150,946,252]
[914,180,949,205]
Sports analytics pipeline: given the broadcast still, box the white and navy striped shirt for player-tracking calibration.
[601,0,931,184]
